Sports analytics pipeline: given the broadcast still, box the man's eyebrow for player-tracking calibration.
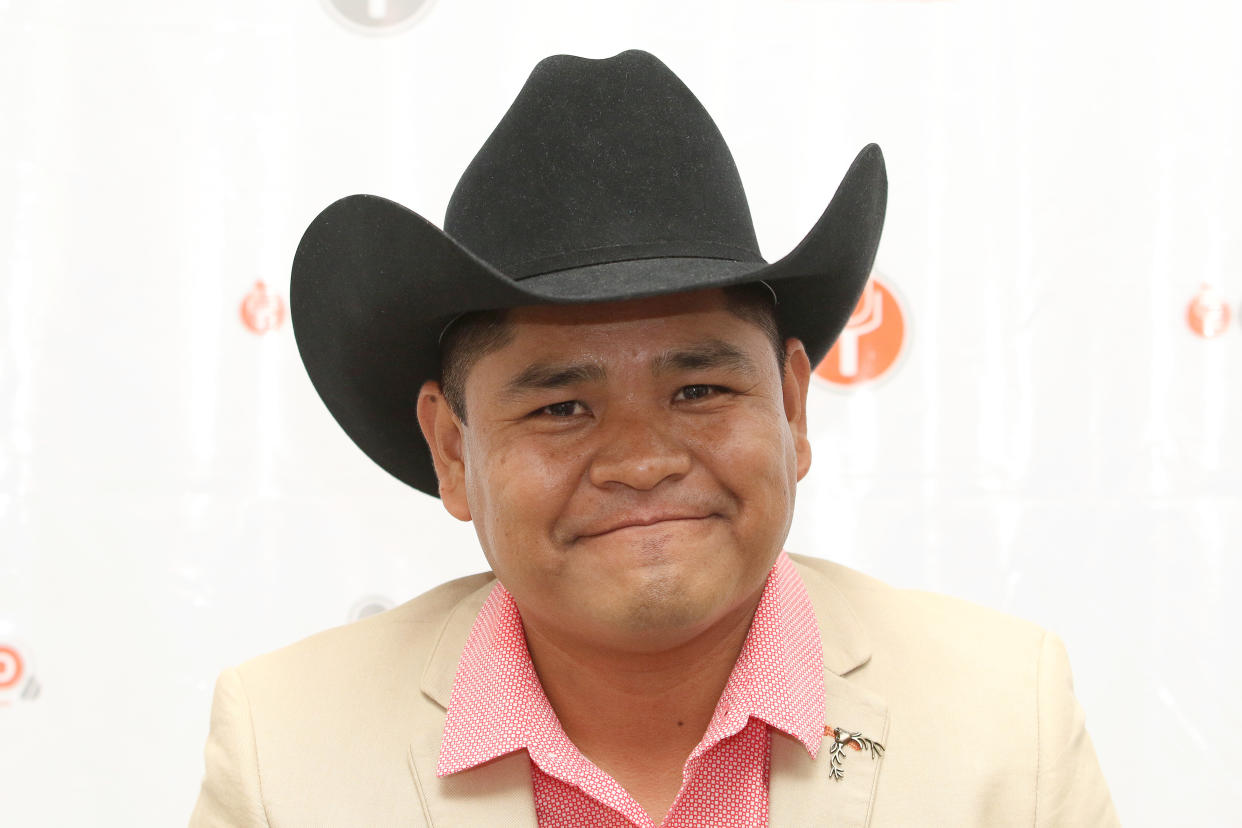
[651,339,760,376]
[502,361,607,396]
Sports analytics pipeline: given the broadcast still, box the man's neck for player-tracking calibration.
[520,590,764,823]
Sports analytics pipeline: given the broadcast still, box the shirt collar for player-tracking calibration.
[692,551,827,759]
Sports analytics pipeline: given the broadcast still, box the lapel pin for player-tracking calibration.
[824,725,885,781]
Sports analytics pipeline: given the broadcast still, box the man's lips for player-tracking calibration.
[575,512,717,540]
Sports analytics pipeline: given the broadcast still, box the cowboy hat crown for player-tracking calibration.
[443,50,763,280]
[291,49,886,497]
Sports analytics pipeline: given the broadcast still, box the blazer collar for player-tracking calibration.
[420,577,495,710]
[791,556,873,677]
[411,560,887,827]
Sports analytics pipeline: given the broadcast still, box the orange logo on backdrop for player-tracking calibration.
[241,280,287,335]
[815,275,907,386]
[0,644,24,690]
[1186,284,1232,338]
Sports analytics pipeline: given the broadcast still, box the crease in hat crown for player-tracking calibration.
[443,49,766,280]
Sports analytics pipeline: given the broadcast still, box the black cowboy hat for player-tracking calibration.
[291,49,886,498]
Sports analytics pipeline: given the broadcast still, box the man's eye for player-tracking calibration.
[676,384,726,402]
[537,400,585,417]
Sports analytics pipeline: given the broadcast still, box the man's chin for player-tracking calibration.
[597,573,744,649]
[617,592,706,636]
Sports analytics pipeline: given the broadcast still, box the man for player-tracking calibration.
[191,50,1119,826]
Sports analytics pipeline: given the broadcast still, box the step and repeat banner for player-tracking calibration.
[2,0,1239,824]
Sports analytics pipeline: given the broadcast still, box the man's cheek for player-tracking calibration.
[475,443,572,526]
[501,447,576,495]
[694,419,782,473]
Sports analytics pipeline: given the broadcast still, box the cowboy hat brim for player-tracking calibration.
[290,143,886,497]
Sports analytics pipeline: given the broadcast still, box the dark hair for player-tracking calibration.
[438,283,786,422]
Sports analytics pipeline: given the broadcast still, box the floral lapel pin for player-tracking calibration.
[824,725,885,781]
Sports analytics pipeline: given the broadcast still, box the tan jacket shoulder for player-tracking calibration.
[790,554,1118,827]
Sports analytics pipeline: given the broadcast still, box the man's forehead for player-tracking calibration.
[494,289,758,357]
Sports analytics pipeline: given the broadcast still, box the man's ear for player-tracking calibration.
[416,380,472,522]
[781,338,813,481]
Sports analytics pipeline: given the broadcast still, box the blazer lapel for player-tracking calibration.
[770,560,890,827]
[408,576,539,828]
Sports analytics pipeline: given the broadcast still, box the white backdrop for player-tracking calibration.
[2,0,1240,824]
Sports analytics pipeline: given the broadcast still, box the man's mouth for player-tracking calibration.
[576,512,716,540]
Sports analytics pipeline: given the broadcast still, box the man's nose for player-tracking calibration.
[587,412,692,491]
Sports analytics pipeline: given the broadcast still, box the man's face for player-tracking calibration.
[419,288,812,655]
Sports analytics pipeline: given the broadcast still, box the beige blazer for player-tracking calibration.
[190,555,1120,827]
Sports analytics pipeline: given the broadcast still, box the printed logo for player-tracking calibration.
[0,641,40,706]
[0,644,23,690]
[349,594,395,623]
[240,280,287,335]
[815,274,908,387]
[1186,284,1232,338]
[322,0,435,34]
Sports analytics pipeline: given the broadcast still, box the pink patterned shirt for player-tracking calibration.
[436,552,826,827]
